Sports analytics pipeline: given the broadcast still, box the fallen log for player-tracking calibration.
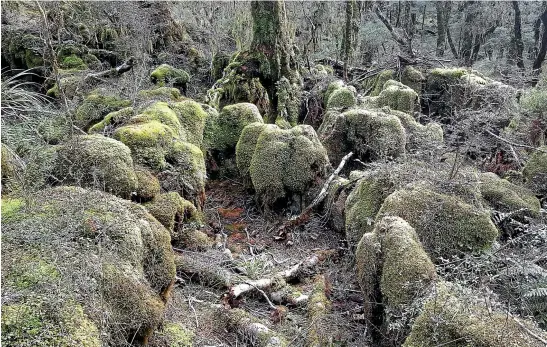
[307,275,332,347]
[85,57,135,81]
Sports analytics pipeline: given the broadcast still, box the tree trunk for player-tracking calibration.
[512,1,525,69]
[342,0,354,81]
[435,1,446,56]
[532,9,547,72]
[461,1,476,66]
[444,2,458,58]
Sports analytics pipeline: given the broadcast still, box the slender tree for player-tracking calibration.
[510,1,525,69]
[435,1,446,57]
[533,8,547,73]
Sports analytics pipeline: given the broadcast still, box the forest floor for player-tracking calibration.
[162,179,370,346]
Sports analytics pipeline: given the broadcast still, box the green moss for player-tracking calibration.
[131,102,182,134]
[170,100,208,146]
[377,188,498,260]
[225,308,289,346]
[150,64,190,87]
[248,125,329,209]
[210,103,264,152]
[429,67,469,79]
[145,192,199,239]
[212,53,230,80]
[521,88,547,115]
[75,92,131,130]
[362,69,396,97]
[401,66,424,94]
[307,275,331,347]
[113,121,177,170]
[1,198,25,223]
[384,109,443,150]
[7,254,60,289]
[326,86,356,109]
[88,107,134,134]
[236,123,275,181]
[55,135,138,198]
[479,172,540,216]
[60,54,87,70]
[156,322,194,347]
[324,80,345,104]
[523,146,547,195]
[404,283,547,347]
[135,167,161,201]
[379,217,436,308]
[345,171,394,246]
[138,87,183,102]
[2,299,101,347]
[372,80,419,114]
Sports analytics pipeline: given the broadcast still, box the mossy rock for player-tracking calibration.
[134,167,161,202]
[384,108,443,151]
[355,216,436,334]
[365,80,419,114]
[138,87,183,102]
[1,186,175,346]
[149,322,194,347]
[362,69,395,97]
[4,31,44,70]
[324,80,345,104]
[150,64,190,88]
[208,103,264,152]
[403,283,547,347]
[46,75,84,99]
[377,188,498,260]
[523,147,547,195]
[479,172,540,216]
[144,192,199,238]
[246,124,330,210]
[88,107,134,134]
[212,53,230,80]
[236,123,276,182]
[54,134,138,199]
[401,66,424,95]
[345,171,394,246]
[520,86,547,115]
[170,100,208,147]
[60,54,87,70]
[326,86,356,110]
[75,91,131,130]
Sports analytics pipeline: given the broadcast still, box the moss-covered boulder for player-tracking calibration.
[345,171,394,246]
[75,91,131,130]
[401,66,425,95]
[479,172,540,215]
[3,30,44,70]
[236,123,277,183]
[46,75,85,100]
[364,80,419,114]
[237,124,330,210]
[88,107,135,135]
[134,166,161,202]
[377,188,498,259]
[54,135,138,199]
[362,69,395,97]
[207,103,264,153]
[1,187,175,346]
[169,100,208,147]
[324,80,345,104]
[144,192,208,249]
[385,108,444,151]
[138,87,183,102]
[60,54,87,70]
[523,147,547,195]
[318,108,406,165]
[150,64,190,93]
[404,283,547,347]
[355,216,436,343]
[326,86,357,110]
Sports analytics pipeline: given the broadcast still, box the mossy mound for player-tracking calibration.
[355,216,436,342]
[75,91,131,130]
[169,100,208,147]
[138,87,183,102]
[345,171,394,246]
[207,103,264,152]
[318,108,406,165]
[60,54,87,70]
[150,64,190,90]
[384,108,444,151]
[326,86,357,110]
[324,80,345,104]
[238,124,330,210]
[364,80,419,114]
[54,134,138,199]
[523,147,547,195]
[362,69,395,96]
[1,186,175,346]
[377,188,498,260]
[88,107,134,135]
[46,75,84,100]
[404,283,547,347]
[134,166,161,202]
[401,66,425,95]
[149,322,194,347]
[479,172,540,215]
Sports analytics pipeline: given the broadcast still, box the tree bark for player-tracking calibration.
[342,0,354,81]
[512,1,525,69]
[435,1,446,56]
[533,8,547,72]
[460,1,476,66]
[374,4,414,58]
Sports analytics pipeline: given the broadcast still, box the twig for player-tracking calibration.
[485,129,547,152]
[246,281,277,310]
[510,313,547,345]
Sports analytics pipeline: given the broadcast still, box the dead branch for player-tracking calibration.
[485,129,547,153]
[85,57,135,81]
